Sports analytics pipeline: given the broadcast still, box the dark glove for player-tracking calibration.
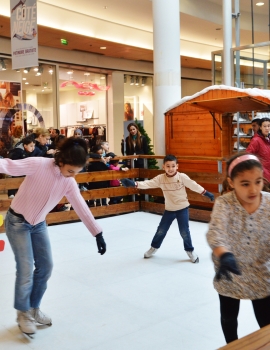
[204,190,215,202]
[96,232,106,255]
[121,178,136,187]
[215,252,241,281]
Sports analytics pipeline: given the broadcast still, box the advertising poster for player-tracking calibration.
[0,81,22,154]
[10,0,38,70]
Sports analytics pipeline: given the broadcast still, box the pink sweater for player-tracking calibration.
[1,157,102,236]
[109,164,121,187]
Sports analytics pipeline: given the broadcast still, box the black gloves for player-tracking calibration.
[96,232,106,255]
[204,190,215,201]
[121,178,136,187]
[215,252,241,281]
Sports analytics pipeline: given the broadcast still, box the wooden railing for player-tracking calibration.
[0,155,225,233]
[218,324,270,349]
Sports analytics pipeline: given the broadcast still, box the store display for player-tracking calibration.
[232,112,252,152]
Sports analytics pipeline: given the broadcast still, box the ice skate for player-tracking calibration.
[30,308,52,326]
[186,250,199,263]
[17,310,36,338]
[144,247,158,258]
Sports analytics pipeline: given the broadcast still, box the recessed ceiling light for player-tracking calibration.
[33,67,38,71]
[23,78,26,80]
[67,70,73,74]
[25,82,29,85]
[100,76,105,79]
[100,46,106,50]
[256,2,264,6]
[84,72,90,76]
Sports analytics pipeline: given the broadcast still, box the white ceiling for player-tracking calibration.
[36,0,270,49]
[1,0,270,94]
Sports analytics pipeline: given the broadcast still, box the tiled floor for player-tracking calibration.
[0,212,260,350]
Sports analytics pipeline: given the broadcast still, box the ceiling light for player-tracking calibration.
[67,70,73,74]
[23,68,30,73]
[35,66,43,76]
[23,77,26,80]
[33,67,38,71]
[130,76,134,85]
[135,76,140,86]
[48,67,53,74]
[141,77,147,86]
[124,75,127,84]
[100,76,105,79]
[0,59,6,71]
[25,82,29,85]
[84,72,90,76]
[256,2,264,6]
[100,46,106,50]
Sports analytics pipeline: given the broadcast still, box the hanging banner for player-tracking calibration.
[10,0,38,70]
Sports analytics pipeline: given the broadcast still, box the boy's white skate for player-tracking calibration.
[30,308,52,326]
[186,251,199,263]
[17,310,36,338]
[144,247,158,258]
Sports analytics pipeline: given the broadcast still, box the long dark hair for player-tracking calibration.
[126,122,142,150]
[54,137,88,167]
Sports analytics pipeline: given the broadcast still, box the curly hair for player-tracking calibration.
[12,125,23,138]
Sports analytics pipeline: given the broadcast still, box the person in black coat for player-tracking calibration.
[125,122,148,169]
[34,127,55,157]
[8,136,39,198]
[87,145,109,206]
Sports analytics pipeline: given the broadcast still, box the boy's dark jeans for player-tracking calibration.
[151,207,194,251]
[219,294,270,344]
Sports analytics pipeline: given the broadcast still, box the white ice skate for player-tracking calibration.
[17,310,36,338]
[144,247,158,258]
[30,308,52,326]
[186,251,199,263]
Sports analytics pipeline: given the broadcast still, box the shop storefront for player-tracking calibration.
[0,55,154,155]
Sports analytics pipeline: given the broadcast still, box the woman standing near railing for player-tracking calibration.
[125,122,148,169]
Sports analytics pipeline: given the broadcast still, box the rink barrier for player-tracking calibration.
[0,155,225,233]
[218,323,270,349]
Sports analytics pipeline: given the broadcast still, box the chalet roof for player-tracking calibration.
[165,85,270,114]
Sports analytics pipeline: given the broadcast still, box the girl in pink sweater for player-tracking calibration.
[3,137,106,337]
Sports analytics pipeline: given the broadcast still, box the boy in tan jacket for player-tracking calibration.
[121,154,214,262]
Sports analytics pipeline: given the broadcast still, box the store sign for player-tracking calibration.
[10,0,38,70]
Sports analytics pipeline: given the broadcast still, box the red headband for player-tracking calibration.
[228,155,260,177]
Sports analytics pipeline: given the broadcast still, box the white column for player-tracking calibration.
[152,0,181,157]
[107,72,124,156]
[223,0,232,86]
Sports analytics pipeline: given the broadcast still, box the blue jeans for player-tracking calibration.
[151,207,194,251]
[5,211,53,311]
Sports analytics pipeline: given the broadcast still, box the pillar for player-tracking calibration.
[152,0,181,157]
[223,0,232,86]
